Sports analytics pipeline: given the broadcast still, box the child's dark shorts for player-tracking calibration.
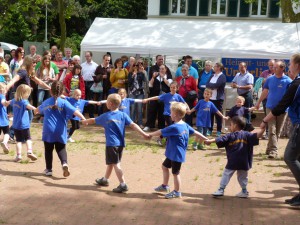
[162,158,182,175]
[0,126,9,135]
[14,128,31,142]
[106,146,123,165]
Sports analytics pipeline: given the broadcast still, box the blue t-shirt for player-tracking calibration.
[216,131,259,170]
[0,94,9,126]
[39,97,76,144]
[95,110,133,147]
[227,106,249,119]
[175,66,199,79]
[263,75,292,109]
[161,122,195,163]
[159,93,185,116]
[199,70,213,87]
[119,98,135,116]
[10,99,30,129]
[66,97,88,121]
[194,100,218,128]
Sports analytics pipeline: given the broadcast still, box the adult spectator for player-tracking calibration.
[198,60,214,100]
[36,51,59,76]
[63,48,72,61]
[72,55,80,65]
[143,55,172,131]
[10,47,24,78]
[50,45,58,61]
[63,64,85,99]
[255,60,292,159]
[0,56,10,83]
[60,59,75,83]
[206,62,226,136]
[9,49,16,64]
[53,51,68,80]
[128,61,148,128]
[4,54,11,65]
[109,58,128,94]
[176,64,197,126]
[0,44,3,58]
[175,55,199,84]
[259,59,275,139]
[81,51,98,118]
[231,62,254,127]
[124,56,136,75]
[260,53,300,207]
[94,54,113,115]
[27,45,37,57]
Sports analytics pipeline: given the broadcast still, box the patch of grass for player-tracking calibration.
[0,218,7,224]
[20,159,29,164]
[151,147,159,154]
[208,159,213,163]
[273,172,281,177]
[248,180,252,184]
[219,166,223,171]
[8,151,14,157]
[193,175,199,181]
[37,152,43,158]
[204,154,209,157]
[217,173,222,177]
[111,204,116,208]
[215,157,220,162]
[267,169,272,173]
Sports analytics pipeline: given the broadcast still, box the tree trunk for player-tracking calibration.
[281,0,300,23]
[58,0,66,51]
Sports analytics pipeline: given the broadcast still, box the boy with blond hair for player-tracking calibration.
[149,102,207,199]
[82,93,149,193]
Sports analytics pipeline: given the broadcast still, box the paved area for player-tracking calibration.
[0,122,300,225]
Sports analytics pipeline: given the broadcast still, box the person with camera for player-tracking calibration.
[176,64,197,127]
[206,62,226,137]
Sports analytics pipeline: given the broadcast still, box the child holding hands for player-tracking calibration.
[205,116,265,198]
[82,93,150,193]
[187,88,226,150]
[149,102,207,199]
[10,84,37,162]
[0,83,11,153]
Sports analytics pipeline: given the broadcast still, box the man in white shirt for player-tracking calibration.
[81,51,98,118]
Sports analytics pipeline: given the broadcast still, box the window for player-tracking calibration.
[171,0,187,14]
[251,0,268,16]
[211,0,227,15]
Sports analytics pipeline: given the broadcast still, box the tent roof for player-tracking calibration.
[81,18,300,59]
[0,42,18,51]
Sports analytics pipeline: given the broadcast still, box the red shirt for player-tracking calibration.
[176,76,197,98]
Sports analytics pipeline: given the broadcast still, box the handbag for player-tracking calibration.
[187,90,198,101]
[90,82,103,93]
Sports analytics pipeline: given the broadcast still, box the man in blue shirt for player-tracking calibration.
[255,60,292,158]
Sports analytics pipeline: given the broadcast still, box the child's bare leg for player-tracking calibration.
[162,164,169,185]
[173,174,181,192]
[26,139,33,153]
[16,142,22,157]
[3,134,9,144]
[113,163,125,183]
[104,164,114,179]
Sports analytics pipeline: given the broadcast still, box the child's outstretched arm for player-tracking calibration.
[88,100,101,105]
[204,138,216,145]
[82,118,95,125]
[191,130,208,141]
[74,110,86,121]
[26,104,36,111]
[129,122,151,139]
[142,96,159,103]
[252,124,265,138]
[148,130,162,138]
[216,110,227,120]
[186,107,195,115]
[1,99,10,107]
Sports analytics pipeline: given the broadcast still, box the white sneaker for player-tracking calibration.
[62,163,70,177]
[143,126,150,132]
[9,117,13,121]
[236,190,249,198]
[156,139,163,146]
[44,169,53,176]
[212,188,224,197]
[68,138,75,143]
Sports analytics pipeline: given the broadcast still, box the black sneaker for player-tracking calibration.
[284,194,300,204]
[286,194,300,206]
[95,177,109,186]
[112,184,128,193]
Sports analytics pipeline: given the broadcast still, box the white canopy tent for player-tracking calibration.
[0,42,18,51]
[81,17,300,59]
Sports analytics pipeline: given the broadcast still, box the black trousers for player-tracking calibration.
[44,141,67,170]
[145,100,165,129]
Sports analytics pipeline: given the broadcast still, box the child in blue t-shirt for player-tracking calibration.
[65,89,100,143]
[226,96,255,131]
[205,116,265,198]
[35,81,86,177]
[0,83,11,154]
[188,88,226,150]
[82,93,150,193]
[10,84,37,162]
[143,82,189,146]
[149,102,207,199]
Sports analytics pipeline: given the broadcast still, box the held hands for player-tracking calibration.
[223,116,229,120]
[142,99,148,104]
[186,110,191,115]
[82,120,89,126]
[204,139,215,145]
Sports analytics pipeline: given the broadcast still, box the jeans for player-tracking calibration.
[220,168,248,190]
[284,124,300,189]
[94,92,103,116]
[38,89,50,106]
[197,126,208,136]
[129,93,144,126]
[84,81,95,118]
[184,98,194,127]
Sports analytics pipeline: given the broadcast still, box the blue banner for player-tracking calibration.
[221,58,288,82]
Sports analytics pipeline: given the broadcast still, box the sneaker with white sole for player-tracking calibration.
[154,184,170,193]
[165,190,182,199]
[1,142,9,154]
[14,156,22,162]
[156,138,163,146]
[212,188,224,197]
[143,126,150,132]
[95,177,109,186]
[236,190,249,198]
[44,169,53,176]
[62,163,70,177]
[113,184,128,193]
[68,138,75,143]
[27,152,38,161]
[8,137,16,144]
